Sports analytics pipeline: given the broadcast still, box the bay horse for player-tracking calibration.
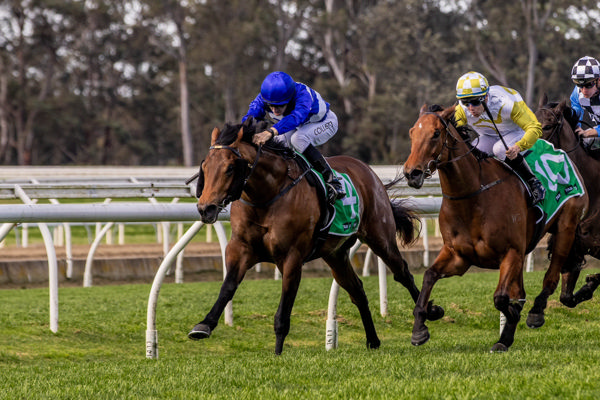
[188,119,444,354]
[403,105,588,352]
[534,96,600,313]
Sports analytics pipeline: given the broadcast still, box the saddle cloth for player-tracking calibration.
[524,139,585,223]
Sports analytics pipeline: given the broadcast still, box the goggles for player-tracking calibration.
[460,97,485,107]
[574,80,597,89]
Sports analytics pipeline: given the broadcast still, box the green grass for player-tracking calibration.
[1,270,600,399]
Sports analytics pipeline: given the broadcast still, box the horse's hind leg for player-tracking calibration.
[527,223,579,328]
[188,245,253,340]
[324,251,380,350]
[363,228,444,321]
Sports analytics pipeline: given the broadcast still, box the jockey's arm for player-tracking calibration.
[241,95,267,122]
[512,101,542,151]
[454,105,468,127]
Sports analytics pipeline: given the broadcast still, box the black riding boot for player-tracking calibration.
[506,154,545,205]
[302,144,345,204]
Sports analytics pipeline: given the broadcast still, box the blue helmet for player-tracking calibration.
[260,72,296,105]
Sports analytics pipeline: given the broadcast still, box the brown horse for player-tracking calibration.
[403,105,588,352]
[188,119,444,354]
[534,96,600,311]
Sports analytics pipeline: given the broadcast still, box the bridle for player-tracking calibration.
[196,143,310,209]
[419,111,503,200]
[538,106,580,154]
[420,112,477,178]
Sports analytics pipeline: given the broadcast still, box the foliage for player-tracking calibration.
[1,1,600,165]
[1,271,600,399]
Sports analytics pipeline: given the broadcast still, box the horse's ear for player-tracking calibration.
[210,127,220,145]
[235,127,244,144]
[441,105,456,121]
[538,93,549,109]
[557,99,567,113]
[243,117,253,127]
[419,104,428,116]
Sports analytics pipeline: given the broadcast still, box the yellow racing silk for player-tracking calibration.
[455,85,541,151]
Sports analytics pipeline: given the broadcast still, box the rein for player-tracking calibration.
[538,107,580,154]
[212,143,308,209]
[422,112,477,174]
[423,111,504,200]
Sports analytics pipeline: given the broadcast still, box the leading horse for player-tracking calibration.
[535,97,600,312]
[403,105,587,352]
[188,119,443,354]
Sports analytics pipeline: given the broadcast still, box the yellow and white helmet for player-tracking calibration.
[456,71,489,99]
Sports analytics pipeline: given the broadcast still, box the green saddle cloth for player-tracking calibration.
[328,171,361,236]
[525,139,585,222]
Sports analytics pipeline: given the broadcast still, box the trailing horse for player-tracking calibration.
[403,105,587,352]
[534,96,600,313]
[187,118,444,354]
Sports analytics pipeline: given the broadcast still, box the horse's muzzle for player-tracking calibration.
[404,169,425,189]
[197,203,221,224]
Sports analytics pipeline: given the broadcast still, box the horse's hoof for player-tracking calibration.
[188,324,211,340]
[367,339,381,350]
[526,312,545,329]
[427,303,445,321]
[411,327,430,346]
[490,342,508,353]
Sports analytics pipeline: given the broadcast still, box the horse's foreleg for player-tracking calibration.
[412,246,460,346]
[188,247,252,341]
[366,237,445,321]
[273,255,304,355]
[324,252,380,350]
[492,249,525,352]
[569,273,600,306]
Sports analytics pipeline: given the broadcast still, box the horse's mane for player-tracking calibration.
[544,101,579,131]
[214,118,296,157]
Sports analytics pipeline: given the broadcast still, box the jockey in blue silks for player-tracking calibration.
[242,71,345,204]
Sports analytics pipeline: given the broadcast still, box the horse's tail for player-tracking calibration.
[390,198,421,246]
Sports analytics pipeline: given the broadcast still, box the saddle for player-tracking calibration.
[263,142,336,261]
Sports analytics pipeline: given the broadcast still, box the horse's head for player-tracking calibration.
[536,94,578,147]
[403,104,456,188]
[195,123,254,223]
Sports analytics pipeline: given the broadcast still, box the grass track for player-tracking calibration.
[1,270,600,399]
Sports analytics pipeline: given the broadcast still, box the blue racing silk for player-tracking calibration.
[242,82,329,135]
[570,86,600,137]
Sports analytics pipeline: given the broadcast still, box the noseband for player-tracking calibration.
[421,112,475,177]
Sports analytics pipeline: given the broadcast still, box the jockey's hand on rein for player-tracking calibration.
[253,128,277,146]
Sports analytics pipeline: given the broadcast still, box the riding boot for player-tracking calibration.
[506,154,545,205]
[302,144,345,204]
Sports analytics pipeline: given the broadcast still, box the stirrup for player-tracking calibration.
[530,181,545,206]
[326,182,345,204]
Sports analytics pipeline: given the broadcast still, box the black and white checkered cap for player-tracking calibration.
[571,56,600,80]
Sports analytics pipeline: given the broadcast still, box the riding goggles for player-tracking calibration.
[460,97,485,107]
[574,79,597,89]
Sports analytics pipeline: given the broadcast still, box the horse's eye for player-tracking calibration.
[225,164,235,176]
[433,129,441,138]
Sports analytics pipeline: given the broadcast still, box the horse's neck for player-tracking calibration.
[240,144,291,201]
[437,138,486,194]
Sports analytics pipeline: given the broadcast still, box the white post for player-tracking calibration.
[325,281,340,351]
[146,221,204,359]
[83,222,115,287]
[378,257,388,317]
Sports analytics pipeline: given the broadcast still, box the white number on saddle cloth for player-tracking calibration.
[335,172,358,219]
[533,152,570,192]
